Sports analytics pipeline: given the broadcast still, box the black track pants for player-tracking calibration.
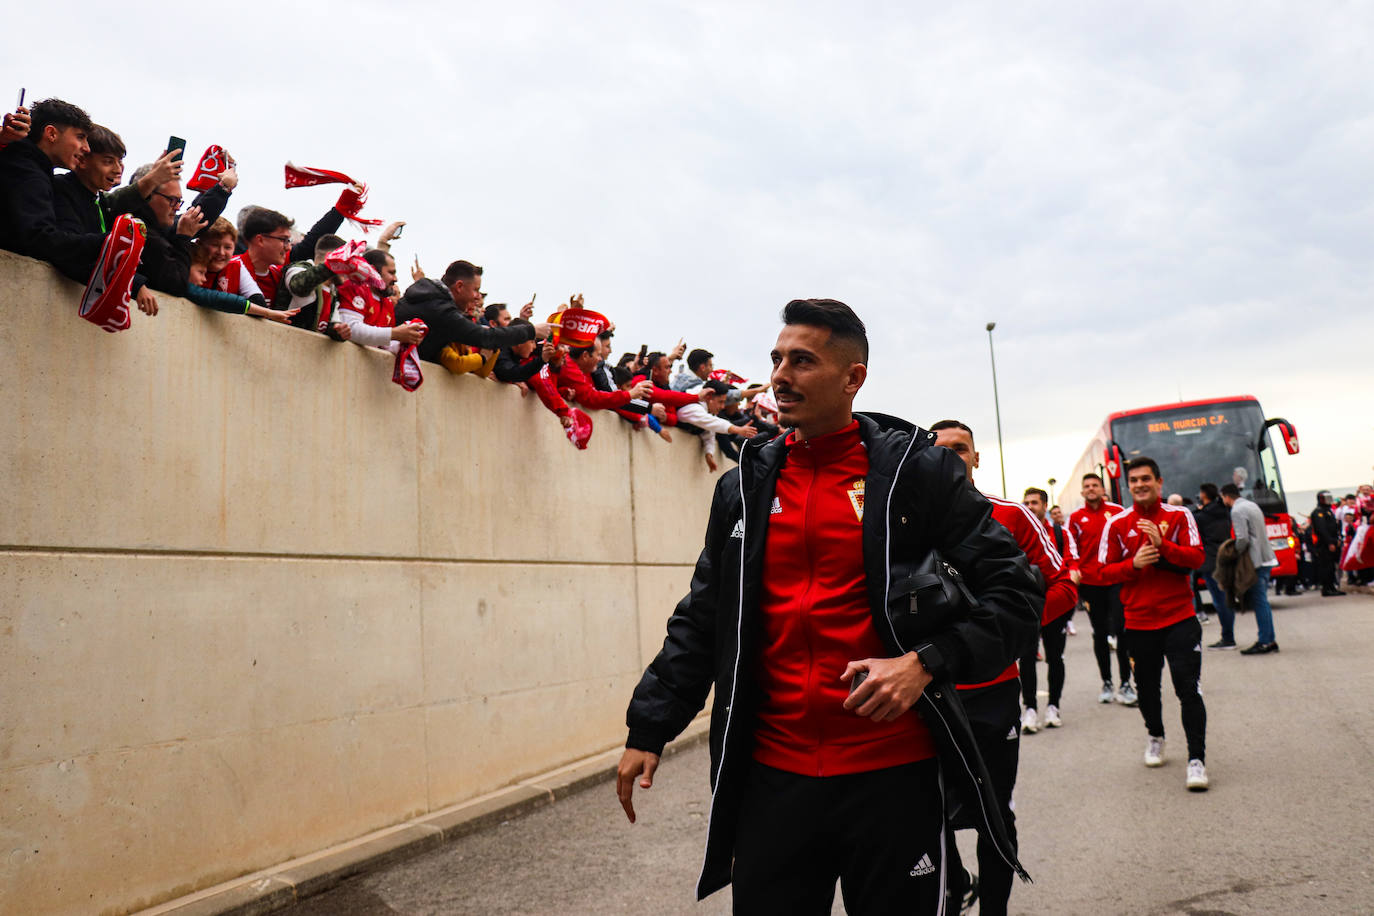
[1081,583,1131,684]
[1127,616,1207,762]
[946,679,1021,916]
[1019,617,1069,710]
[731,758,946,916]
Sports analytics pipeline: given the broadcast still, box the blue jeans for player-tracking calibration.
[1245,567,1276,645]
[1203,573,1233,642]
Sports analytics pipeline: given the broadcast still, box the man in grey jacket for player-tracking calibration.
[1220,483,1279,654]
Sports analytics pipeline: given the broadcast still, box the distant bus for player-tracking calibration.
[1060,395,1300,576]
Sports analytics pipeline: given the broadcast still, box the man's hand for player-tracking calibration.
[176,205,208,237]
[542,340,560,364]
[1133,543,1160,568]
[657,427,673,443]
[650,403,667,422]
[138,150,182,196]
[217,165,239,191]
[616,748,660,824]
[332,322,352,341]
[704,453,718,472]
[569,293,585,310]
[629,380,653,400]
[1136,519,1163,547]
[532,321,553,339]
[841,652,932,722]
[411,255,425,282]
[560,414,573,429]
[1,108,31,144]
[520,299,535,319]
[392,323,425,345]
[378,220,405,249]
[729,422,758,439]
[1070,568,1082,585]
[669,337,686,361]
[135,286,158,316]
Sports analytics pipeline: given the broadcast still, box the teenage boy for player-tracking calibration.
[1097,457,1209,791]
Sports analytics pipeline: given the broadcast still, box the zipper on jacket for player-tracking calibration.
[697,449,750,891]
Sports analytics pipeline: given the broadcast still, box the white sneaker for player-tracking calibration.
[1144,736,1165,767]
[1098,681,1115,704]
[1021,707,1039,734]
[1186,759,1209,791]
[1043,704,1062,728]
[1108,634,1118,650]
[1117,682,1139,707]
[1066,620,1077,636]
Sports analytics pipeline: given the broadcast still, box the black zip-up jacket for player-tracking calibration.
[626,411,1041,899]
[493,347,545,384]
[394,278,536,364]
[1311,504,1340,548]
[0,140,104,283]
[1192,499,1231,576]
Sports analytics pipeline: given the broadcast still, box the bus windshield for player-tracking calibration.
[1111,401,1287,515]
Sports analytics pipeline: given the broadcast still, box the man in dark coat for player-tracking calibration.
[617,299,1040,913]
[1311,492,1345,596]
[1193,483,1235,647]
[394,260,550,364]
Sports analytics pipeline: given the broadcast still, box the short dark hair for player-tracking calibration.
[781,298,868,364]
[362,248,391,272]
[1219,483,1240,499]
[1199,483,1219,502]
[612,366,633,386]
[597,329,614,342]
[1051,505,1061,512]
[645,351,666,370]
[687,348,714,371]
[702,379,731,397]
[929,419,973,445]
[570,344,597,359]
[1082,472,1103,484]
[314,234,345,260]
[85,124,125,158]
[510,317,532,329]
[616,353,637,369]
[441,260,482,286]
[1023,487,1049,503]
[29,98,92,141]
[241,208,294,242]
[1125,456,1161,480]
[483,303,508,322]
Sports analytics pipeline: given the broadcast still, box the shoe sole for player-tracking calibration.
[1208,645,1236,650]
[1144,758,1164,768]
[1044,721,1061,728]
[1187,782,1209,791]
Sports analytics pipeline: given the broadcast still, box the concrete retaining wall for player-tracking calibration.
[0,252,717,916]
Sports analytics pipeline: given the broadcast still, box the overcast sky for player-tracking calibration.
[11,1,1371,500]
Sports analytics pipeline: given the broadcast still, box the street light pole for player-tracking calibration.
[986,322,1006,498]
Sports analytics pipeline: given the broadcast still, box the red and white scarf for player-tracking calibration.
[284,162,384,231]
[392,320,427,392]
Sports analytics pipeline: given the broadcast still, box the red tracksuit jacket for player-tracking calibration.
[1069,500,1125,586]
[1097,501,1204,630]
[752,421,936,776]
[959,495,1077,690]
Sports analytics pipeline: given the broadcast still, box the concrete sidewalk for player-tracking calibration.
[138,719,710,916]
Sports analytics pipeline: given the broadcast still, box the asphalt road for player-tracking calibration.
[288,588,1374,915]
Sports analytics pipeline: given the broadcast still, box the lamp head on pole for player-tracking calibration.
[986,321,996,332]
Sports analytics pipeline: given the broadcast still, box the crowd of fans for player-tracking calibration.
[0,96,778,462]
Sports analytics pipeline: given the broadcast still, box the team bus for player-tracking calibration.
[1060,395,1301,576]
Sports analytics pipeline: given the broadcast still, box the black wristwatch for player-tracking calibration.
[915,643,947,680]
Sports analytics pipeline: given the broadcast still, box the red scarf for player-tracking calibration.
[392,320,427,392]
[78,214,146,333]
[284,162,384,230]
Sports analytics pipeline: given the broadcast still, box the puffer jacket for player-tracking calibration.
[625,411,1042,899]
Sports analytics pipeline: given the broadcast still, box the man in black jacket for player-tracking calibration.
[617,299,1040,913]
[1194,483,1236,647]
[395,260,551,364]
[1311,492,1345,596]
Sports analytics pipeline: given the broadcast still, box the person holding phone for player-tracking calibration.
[1,90,30,148]
[0,97,106,282]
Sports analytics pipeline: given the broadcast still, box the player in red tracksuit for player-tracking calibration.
[1097,456,1209,791]
[1016,487,1079,735]
[932,421,1072,916]
[1070,473,1134,705]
